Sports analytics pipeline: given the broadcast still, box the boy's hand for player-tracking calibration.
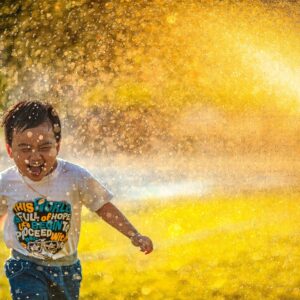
[130,234,153,255]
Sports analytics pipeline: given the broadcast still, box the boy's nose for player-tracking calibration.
[29,150,43,161]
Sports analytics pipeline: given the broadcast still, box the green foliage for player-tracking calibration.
[82,85,106,107]
[82,81,153,109]
[0,0,299,155]
[114,81,153,109]
[0,73,8,110]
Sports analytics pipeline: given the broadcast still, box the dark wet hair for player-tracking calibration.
[1,101,61,146]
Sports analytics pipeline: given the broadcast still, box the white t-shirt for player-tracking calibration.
[0,158,113,260]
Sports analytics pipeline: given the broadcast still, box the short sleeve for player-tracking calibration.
[78,168,113,212]
[0,173,8,217]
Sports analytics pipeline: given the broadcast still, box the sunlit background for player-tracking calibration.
[0,0,300,299]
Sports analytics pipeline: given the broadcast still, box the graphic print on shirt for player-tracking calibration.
[13,197,72,257]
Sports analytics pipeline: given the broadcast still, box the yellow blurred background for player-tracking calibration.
[0,1,300,299]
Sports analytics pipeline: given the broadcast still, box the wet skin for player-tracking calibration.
[6,122,60,182]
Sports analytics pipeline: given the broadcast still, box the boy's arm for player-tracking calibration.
[0,214,7,230]
[96,202,153,255]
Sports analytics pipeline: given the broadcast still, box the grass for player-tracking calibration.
[1,192,300,299]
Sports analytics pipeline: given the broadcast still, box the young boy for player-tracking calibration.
[0,101,153,300]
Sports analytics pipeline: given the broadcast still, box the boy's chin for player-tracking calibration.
[26,172,46,181]
[22,167,47,181]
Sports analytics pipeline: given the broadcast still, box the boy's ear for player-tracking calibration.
[56,142,61,154]
[6,144,13,158]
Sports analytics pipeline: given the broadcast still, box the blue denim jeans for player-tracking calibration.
[4,257,82,300]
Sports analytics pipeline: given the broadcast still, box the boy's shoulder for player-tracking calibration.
[0,165,18,180]
[58,158,91,176]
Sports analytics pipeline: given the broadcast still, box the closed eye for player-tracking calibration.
[39,146,52,152]
[38,141,54,152]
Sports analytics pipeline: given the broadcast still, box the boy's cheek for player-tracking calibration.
[49,148,58,157]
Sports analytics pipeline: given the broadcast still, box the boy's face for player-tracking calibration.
[6,122,60,181]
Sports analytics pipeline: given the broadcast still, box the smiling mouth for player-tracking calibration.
[27,163,46,176]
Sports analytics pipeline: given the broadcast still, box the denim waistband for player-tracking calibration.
[11,249,78,267]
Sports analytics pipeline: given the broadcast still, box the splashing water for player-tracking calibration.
[0,0,300,199]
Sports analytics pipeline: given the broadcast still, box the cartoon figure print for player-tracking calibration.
[27,240,65,255]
